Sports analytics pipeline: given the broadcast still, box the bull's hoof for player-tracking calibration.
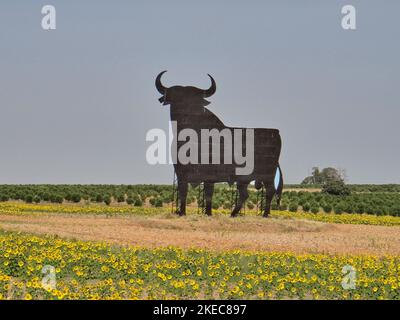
[262,213,270,218]
[176,210,186,216]
[231,212,239,218]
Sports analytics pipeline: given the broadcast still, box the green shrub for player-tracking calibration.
[289,203,298,212]
[104,195,111,206]
[117,194,125,203]
[310,205,319,214]
[392,206,400,216]
[155,198,163,207]
[223,201,231,210]
[279,203,288,211]
[212,202,220,210]
[334,205,344,214]
[71,194,81,203]
[366,206,375,215]
[322,203,332,213]
[355,204,364,214]
[247,201,255,210]
[322,181,351,196]
[271,202,279,210]
[302,203,311,212]
[50,195,63,204]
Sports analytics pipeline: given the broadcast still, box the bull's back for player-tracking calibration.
[175,127,281,183]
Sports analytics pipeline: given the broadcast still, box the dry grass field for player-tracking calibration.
[1,212,400,256]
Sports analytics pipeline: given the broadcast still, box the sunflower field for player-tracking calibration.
[0,230,399,300]
[1,202,400,226]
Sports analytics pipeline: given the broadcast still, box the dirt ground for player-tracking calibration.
[1,213,400,256]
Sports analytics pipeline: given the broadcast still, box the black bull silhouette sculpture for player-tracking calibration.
[155,71,283,217]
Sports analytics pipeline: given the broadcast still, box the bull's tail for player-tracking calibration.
[275,164,283,206]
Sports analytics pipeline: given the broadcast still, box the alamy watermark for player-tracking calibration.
[40,4,357,32]
[41,5,56,30]
[341,5,356,30]
[146,121,255,176]
[3,265,56,299]
[41,265,57,291]
[341,265,356,290]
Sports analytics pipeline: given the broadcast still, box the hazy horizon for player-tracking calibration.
[1,1,399,184]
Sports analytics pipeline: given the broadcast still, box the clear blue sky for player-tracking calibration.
[0,0,399,184]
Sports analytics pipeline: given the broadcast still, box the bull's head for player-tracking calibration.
[155,71,216,107]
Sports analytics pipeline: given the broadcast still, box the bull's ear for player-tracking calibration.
[158,96,165,103]
[202,99,210,106]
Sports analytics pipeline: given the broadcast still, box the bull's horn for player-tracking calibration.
[203,74,216,97]
[155,70,168,94]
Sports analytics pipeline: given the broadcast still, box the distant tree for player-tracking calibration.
[321,167,345,183]
[301,167,320,185]
[301,167,346,185]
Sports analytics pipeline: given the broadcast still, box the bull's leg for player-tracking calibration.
[231,183,249,217]
[263,182,275,218]
[204,183,214,216]
[177,181,188,216]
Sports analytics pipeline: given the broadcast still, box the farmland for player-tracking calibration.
[0,185,400,300]
[1,184,400,217]
[1,229,400,300]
